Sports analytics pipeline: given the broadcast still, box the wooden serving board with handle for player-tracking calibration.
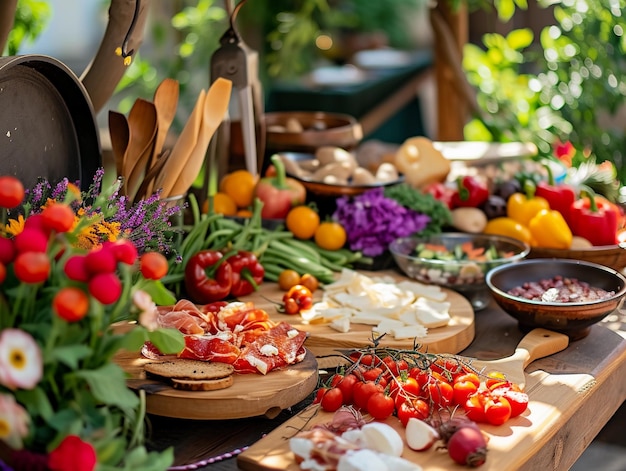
[114,348,318,420]
[237,328,573,471]
[244,271,475,368]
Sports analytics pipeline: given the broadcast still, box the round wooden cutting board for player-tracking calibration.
[244,270,475,368]
[114,349,318,420]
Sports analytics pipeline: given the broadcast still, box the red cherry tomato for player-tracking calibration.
[427,378,454,409]
[53,287,89,322]
[320,387,344,412]
[362,366,384,383]
[282,284,313,314]
[453,374,480,406]
[0,176,25,209]
[140,252,169,280]
[41,202,75,233]
[491,385,529,418]
[397,398,430,427]
[464,392,487,423]
[13,251,50,284]
[353,381,383,410]
[366,392,395,420]
[389,376,420,401]
[336,373,359,405]
[484,395,512,425]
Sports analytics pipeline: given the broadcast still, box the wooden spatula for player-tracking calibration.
[467,328,569,390]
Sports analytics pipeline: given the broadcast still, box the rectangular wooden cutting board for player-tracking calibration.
[244,270,475,367]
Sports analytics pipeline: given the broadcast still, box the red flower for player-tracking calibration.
[554,140,576,167]
[47,435,96,471]
[88,272,122,305]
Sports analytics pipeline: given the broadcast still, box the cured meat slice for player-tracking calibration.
[157,310,207,335]
[179,335,241,364]
[234,322,308,375]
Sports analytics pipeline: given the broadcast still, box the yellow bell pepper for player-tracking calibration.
[483,217,534,246]
[507,192,550,226]
[528,209,573,249]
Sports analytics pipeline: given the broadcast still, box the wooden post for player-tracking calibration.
[430,1,469,141]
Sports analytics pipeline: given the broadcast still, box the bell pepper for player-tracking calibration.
[450,175,489,209]
[569,190,619,246]
[254,154,306,219]
[184,250,233,303]
[483,217,534,246]
[528,209,573,249]
[227,250,265,297]
[535,163,576,225]
[422,182,455,209]
[507,180,550,226]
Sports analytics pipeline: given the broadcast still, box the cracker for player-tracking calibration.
[144,359,234,381]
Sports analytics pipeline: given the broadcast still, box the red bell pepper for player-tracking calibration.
[184,250,233,303]
[228,250,265,297]
[254,154,306,219]
[451,175,489,209]
[535,163,576,225]
[422,182,455,209]
[569,190,619,246]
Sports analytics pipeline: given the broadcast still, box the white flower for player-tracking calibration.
[0,393,30,449]
[0,329,43,390]
[133,290,158,331]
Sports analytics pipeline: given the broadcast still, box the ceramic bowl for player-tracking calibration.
[486,259,626,340]
[390,233,530,311]
[528,244,626,273]
[265,111,363,154]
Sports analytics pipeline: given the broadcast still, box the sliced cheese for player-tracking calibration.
[374,318,406,335]
[391,324,428,340]
[396,280,447,302]
[330,316,351,333]
[413,298,451,328]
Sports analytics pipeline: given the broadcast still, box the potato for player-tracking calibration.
[352,167,377,185]
[375,162,399,183]
[285,117,304,133]
[315,146,358,171]
[312,161,354,181]
[278,155,309,178]
[450,207,488,233]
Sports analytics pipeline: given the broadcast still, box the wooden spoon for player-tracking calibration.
[154,89,207,198]
[168,78,233,198]
[124,98,158,198]
[152,78,179,163]
[133,149,171,204]
[108,111,130,178]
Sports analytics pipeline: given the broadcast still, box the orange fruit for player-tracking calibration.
[202,192,237,216]
[219,170,256,209]
[314,221,347,250]
[286,205,320,240]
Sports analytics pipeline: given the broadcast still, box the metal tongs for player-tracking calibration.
[209,0,264,180]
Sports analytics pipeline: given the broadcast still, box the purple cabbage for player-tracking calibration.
[332,187,430,257]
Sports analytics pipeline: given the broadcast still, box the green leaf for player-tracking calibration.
[147,328,185,355]
[15,387,54,421]
[507,28,534,50]
[119,326,150,351]
[140,280,177,306]
[51,344,92,369]
[75,363,139,410]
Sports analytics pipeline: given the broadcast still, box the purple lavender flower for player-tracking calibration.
[333,187,430,256]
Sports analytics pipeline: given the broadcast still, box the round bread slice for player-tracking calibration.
[144,359,234,381]
[171,375,234,391]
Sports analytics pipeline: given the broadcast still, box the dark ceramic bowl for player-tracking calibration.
[390,233,530,311]
[486,259,626,340]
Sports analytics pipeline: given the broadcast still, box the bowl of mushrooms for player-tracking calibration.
[275,148,403,197]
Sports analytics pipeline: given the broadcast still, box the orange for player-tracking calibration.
[202,192,237,216]
[219,170,256,209]
[286,205,320,239]
[314,221,347,250]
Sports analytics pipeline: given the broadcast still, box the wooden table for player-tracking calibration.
[144,292,626,471]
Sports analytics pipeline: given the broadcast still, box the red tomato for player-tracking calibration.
[389,376,420,400]
[464,393,487,423]
[282,284,313,313]
[53,287,89,322]
[13,251,50,284]
[0,176,25,209]
[362,367,384,383]
[336,373,358,405]
[453,378,479,406]
[140,252,169,280]
[313,387,327,404]
[353,381,383,410]
[329,374,344,388]
[41,203,75,233]
[485,371,508,390]
[409,367,431,389]
[350,353,378,367]
[492,386,529,418]
[367,392,395,420]
[484,395,512,425]
[397,398,430,427]
[320,387,344,412]
[427,380,454,409]
[88,272,122,305]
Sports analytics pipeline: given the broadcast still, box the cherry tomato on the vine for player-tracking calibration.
[140,252,169,280]
[281,284,313,314]
[396,398,430,427]
[367,392,395,420]
[299,273,319,293]
[41,203,75,233]
[353,381,383,410]
[336,373,358,405]
[484,395,512,425]
[320,387,344,412]
[277,269,301,291]
[0,176,25,209]
[53,287,89,322]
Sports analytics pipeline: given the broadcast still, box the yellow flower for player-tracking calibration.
[5,215,25,236]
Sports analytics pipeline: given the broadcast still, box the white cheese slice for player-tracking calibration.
[260,344,279,356]
[330,316,351,333]
[413,298,451,328]
[374,318,406,335]
[396,280,448,302]
[391,324,428,340]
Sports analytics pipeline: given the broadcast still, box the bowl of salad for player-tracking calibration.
[389,232,530,311]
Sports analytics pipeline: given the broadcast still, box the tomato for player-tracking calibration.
[336,373,358,405]
[454,372,481,388]
[282,284,313,313]
[203,192,237,216]
[53,287,89,322]
[314,221,347,251]
[352,381,383,410]
[313,387,327,404]
[350,353,378,367]
[0,175,25,209]
[389,376,420,400]
[277,269,300,291]
[453,379,479,406]
[41,202,75,233]
[286,205,320,240]
[13,251,50,284]
[491,385,529,418]
[484,395,512,425]
[140,252,169,280]
[397,399,430,427]
[367,392,395,420]
[409,367,431,389]
[0,262,6,285]
[329,373,344,388]
[464,392,487,423]
[362,366,384,383]
[219,169,256,208]
[299,273,319,293]
[88,273,122,305]
[426,379,454,409]
[485,371,508,390]
[320,387,344,412]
